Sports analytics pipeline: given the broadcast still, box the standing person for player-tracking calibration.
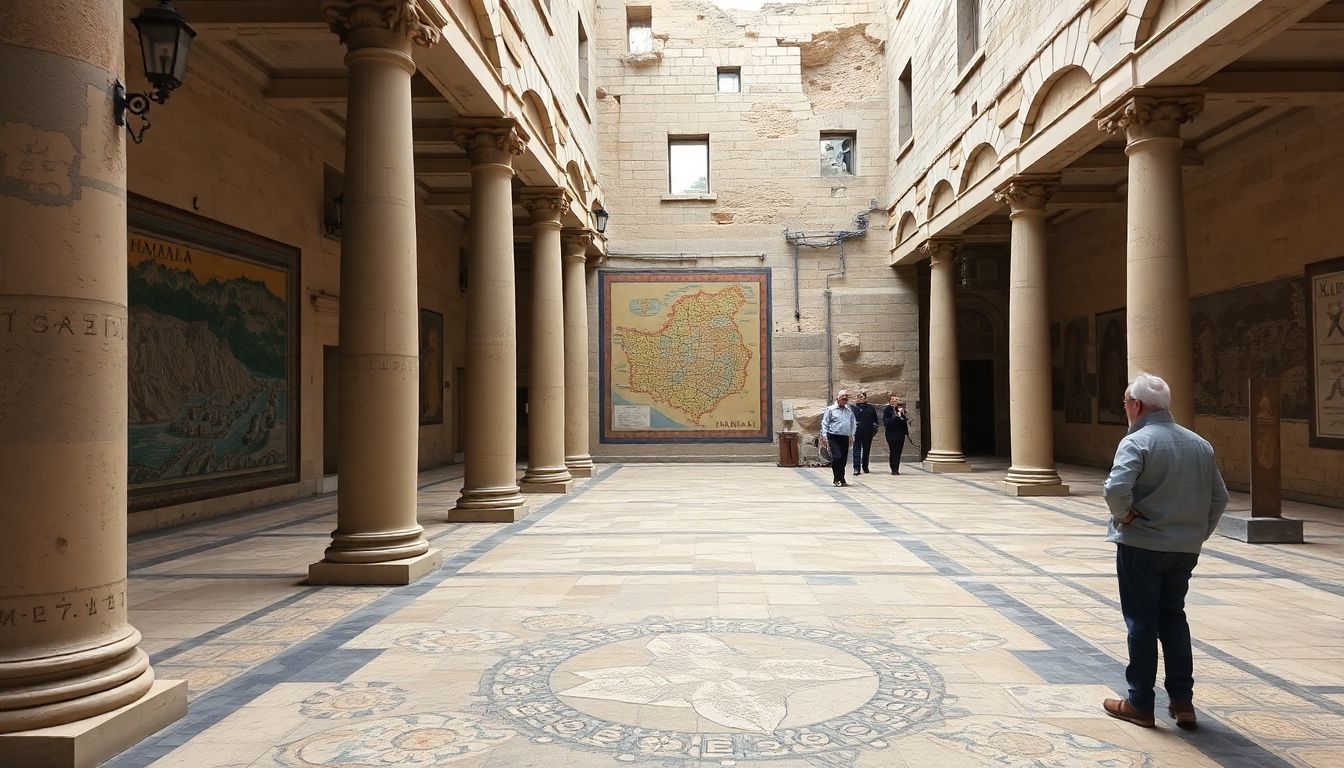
[882,396,910,475]
[1101,373,1228,730]
[849,391,879,475]
[820,390,856,487]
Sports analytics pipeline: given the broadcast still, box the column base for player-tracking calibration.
[1001,480,1071,497]
[453,485,527,523]
[566,465,594,478]
[0,680,186,768]
[448,505,530,523]
[1215,512,1304,544]
[308,549,442,586]
[565,456,594,478]
[923,459,971,473]
[520,479,574,494]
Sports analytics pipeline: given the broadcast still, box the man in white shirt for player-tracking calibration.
[820,389,857,487]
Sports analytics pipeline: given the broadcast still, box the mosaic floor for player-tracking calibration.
[109,460,1344,767]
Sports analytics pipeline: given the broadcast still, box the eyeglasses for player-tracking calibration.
[1123,397,1137,406]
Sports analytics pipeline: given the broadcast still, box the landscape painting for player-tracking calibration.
[127,196,299,510]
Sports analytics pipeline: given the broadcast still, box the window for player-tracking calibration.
[668,137,709,194]
[897,61,913,146]
[717,67,741,93]
[820,132,856,176]
[957,0,981,69]
[577,17,589,101]
[627,6,652,53]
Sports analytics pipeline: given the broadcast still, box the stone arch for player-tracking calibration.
[959,143,998,193]
[1015,12,1107,141]
[927,180,956,218]
[896,211,918,243]
[1131,0,1201,46]
[1020,66,1093,140]
[566,160,588,203]
[520,90,557,152]
[467,0,505,67]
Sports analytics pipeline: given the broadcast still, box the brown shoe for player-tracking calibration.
[1102,698,1155,727]
[1168,701,1197,730]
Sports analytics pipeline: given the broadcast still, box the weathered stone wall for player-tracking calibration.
[592,0,917,458]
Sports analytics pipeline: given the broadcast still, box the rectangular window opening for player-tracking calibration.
[668,136,709,195]
[898,62,913,147]
[957,0,981,69]
[578,17,590,100]
[717,67,741,93]
[627,6,653,54]
[820,132,856,176]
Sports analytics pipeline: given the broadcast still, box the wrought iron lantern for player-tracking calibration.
[115,1,196,143]
[592,204,609,234]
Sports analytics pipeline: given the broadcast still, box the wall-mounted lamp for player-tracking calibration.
[115,1,196,144]
[324,193,344,236]
[591,204,609,234]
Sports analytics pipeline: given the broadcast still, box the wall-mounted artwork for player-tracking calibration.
[1062,316,1091,424]
[420,308,444,425]
[1306,257,1344,448]
[1095,308,1128,425]
[600,269,771,443]
[127,196,299,510]
[1191,276,1309,420]
[1050,322,1063,411]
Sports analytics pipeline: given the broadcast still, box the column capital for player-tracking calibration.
[918,238,960,266]
[521,188,571,225]
[321,0,447,46]
[1096,89,1204,142]
[561,228,594,262]
[451,117,530,168]
[994,174,1059,214]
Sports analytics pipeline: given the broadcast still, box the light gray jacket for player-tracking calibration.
[1103,410,1229,554]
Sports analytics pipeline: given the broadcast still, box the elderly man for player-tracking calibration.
[1102,373,1228,730]
[820,389,856,487]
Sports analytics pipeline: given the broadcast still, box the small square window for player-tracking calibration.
[717,67,741,93]
[669,137,709,194]
[820,132,856,176]
[627,6,652,53]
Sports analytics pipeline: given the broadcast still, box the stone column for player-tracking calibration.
[0,0,184,758]
[562,229,595,478]
[1099,89,1203,424]
[451,117,530,522]
[519,189,574,494]
[996,177,1069,496]
[922,240,971,472]
[309,0,446,585]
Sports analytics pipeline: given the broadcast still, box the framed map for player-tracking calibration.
[599,269,771,443]
[127,195,299,510]
[1307,256,1344,448]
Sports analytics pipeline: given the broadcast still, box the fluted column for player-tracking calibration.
[562,229,595,477]
[1099,89,1203,424]
[309,0,445,585]
[922,240,970,472]
[0,0,185,753]
[996,177,1069,496]
[519,189,574,494]
[451,118,530,522]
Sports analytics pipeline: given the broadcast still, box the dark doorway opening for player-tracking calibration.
[959,359,996,456]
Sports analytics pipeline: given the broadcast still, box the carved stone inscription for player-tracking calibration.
[1249,378,1282,518]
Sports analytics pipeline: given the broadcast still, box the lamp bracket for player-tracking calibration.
[113,79,157,144]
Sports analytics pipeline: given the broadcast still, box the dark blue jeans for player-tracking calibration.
[1116,543,1200,713]
[852,431,875,472]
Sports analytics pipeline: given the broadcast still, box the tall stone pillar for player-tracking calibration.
[0,0,185,760]
[519,189,574,494]
[922,240,971,472]
[1099,89,1203,424]
[451,117,530,522]
[562,229,595,478]
[309,0,446,585]
[996,177,1069,496]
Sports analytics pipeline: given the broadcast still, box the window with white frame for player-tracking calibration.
[668,137,709,194]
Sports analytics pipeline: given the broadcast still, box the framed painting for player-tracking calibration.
[599,269,771,443]
[1095,308,1127,425]
[1062,316,1092,424]
[127,195,300,510]
[1306,256,1344,448]
[420,308,444,425]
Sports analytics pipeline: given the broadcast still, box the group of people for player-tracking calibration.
[816,374,1230,732]
[819,389,910,487]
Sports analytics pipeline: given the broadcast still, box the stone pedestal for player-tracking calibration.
[1099,90,1203,424]
[309,4,442,583]
[1216,512,1304,544]
[996,177,1068,497]
[562,229,596,478]
[0,1,181,753]
[308,551,443,586]
[922,240,970,472]
[519,189,574,493]
[0,681,186,768]
[451,118,530,522]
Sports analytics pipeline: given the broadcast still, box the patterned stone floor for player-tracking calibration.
[107,460,1344,767]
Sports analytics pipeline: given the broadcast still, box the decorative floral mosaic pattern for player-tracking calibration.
[521,613,594,632]
[273,713,515,766]
[299,682,408,720]
[481,617,945,763]
[896,627,1008,654]
[932,717,1149,767]
[390,627,518,654]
